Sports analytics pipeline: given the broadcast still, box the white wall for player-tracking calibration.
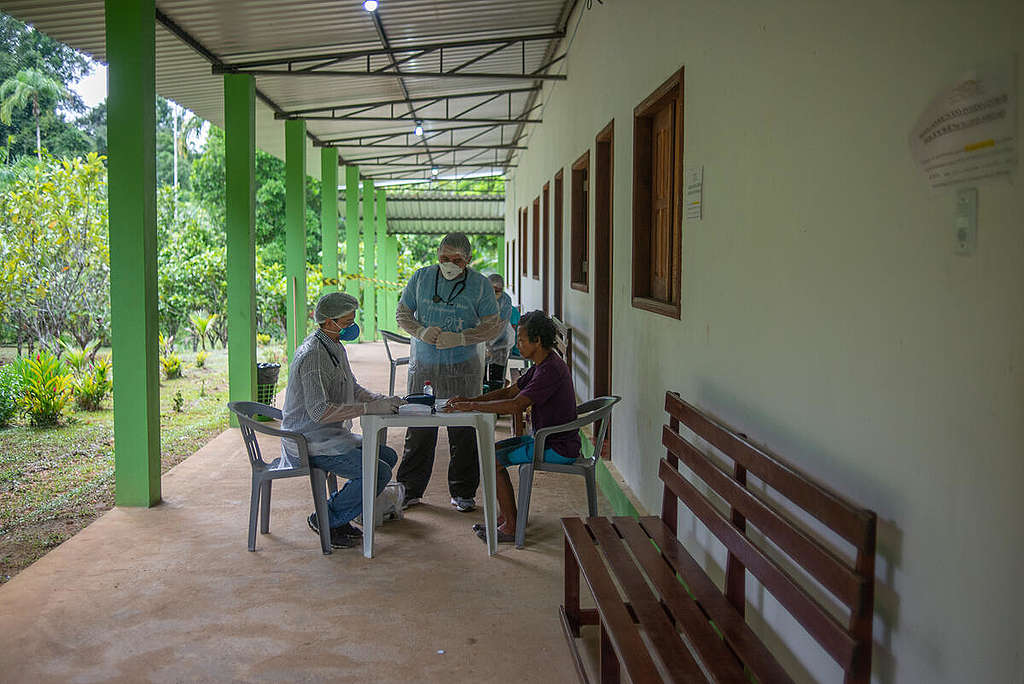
[506,1,1024,682]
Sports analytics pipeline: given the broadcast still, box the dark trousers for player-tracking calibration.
[398,426,480,499]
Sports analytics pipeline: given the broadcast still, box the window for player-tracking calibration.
[632,67,683,319]
[570,151,590,292]
[532,197,540,280]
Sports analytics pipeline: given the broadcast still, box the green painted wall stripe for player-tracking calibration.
[224,73,257,423]
[361,178,376,340]
[285,119,307,358]
[321,148,339,294]
[578,431,640,518]
[344,166,361,338]
[105,0,160,507]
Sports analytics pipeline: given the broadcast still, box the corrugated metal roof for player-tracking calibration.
[341,190,504,235]
[2,0,576,181]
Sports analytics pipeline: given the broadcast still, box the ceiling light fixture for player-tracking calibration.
[414,124,424,136]
[431,166,439,176]
[362,0,379,12]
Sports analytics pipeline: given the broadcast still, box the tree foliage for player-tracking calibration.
[0,152,109,353]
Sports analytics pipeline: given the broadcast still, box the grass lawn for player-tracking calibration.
[0,344,288,583]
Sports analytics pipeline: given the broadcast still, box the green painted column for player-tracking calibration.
[344,166,361,338]
[321,147,339,294]
[375,189,388,335]
[497,234,505,282]
[224,74,257,424]
[105,0,160,507]
[386,235,400,331]
[362,178,377,340]
[285,119,307,359]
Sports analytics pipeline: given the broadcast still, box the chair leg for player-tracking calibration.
[515,464,535,549]
[584,468,598,518]
[389,364,396,396]
[328,473,339,496]
[259,480,272,534]
[248,477,261,551]
[309,468,332,555]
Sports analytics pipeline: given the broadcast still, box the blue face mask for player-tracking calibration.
[339,323,360,342]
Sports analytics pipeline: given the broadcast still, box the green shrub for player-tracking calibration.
[0,363,23,426]
[172,390,184,413]
[195,350,208,368]
[160,354,183,380]
[256,333,271,346]
[74,361,113,411]
[17,351,74,427]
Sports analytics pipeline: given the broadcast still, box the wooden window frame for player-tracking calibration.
[631,67,684,320]
[570,151,590,293]
[532,196,541,280]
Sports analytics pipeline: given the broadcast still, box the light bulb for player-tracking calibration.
[431,167,439,176]
[414,124,423,136]
[362,0,378,12]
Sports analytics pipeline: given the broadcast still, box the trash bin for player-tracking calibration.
[256,362,281,406]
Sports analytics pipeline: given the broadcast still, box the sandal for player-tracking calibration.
[475,527,515,544]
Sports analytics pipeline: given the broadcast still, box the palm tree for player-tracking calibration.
[0,68,65,161]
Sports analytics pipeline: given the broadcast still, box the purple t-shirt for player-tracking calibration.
[516,352,581,460]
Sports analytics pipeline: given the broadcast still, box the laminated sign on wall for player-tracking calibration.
[909,57,1017,188]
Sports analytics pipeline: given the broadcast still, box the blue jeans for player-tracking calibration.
[310,444,399,528]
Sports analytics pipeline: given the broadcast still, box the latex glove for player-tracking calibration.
[436,331,466,350]
[364,397,400,415]
[420,326,442,345]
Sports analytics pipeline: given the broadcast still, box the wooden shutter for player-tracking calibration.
[650,101,674,302]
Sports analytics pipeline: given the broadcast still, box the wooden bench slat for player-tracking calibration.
[611,517,753,684]
[587,517,709,682]
[562,517,663,682]
[663,425,868,608]
[658,462,859,670]
[637,517,798,684]
[664,393,873,548]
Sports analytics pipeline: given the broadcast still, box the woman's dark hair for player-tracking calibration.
[519,310,556,349]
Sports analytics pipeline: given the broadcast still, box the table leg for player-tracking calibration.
[475,416,498,556]
[361,417,379,559]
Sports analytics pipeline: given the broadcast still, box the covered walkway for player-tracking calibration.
[0,344,606,682]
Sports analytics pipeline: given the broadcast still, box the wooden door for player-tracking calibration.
[542,182,550,312]
[594,122,614,404]
[554,170,564,319]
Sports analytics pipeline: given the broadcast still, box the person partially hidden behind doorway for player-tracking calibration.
[445,310,579,542]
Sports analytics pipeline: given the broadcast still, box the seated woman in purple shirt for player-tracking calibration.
[446,311,579,543]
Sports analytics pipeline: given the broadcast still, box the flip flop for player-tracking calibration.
[475,527,515,544]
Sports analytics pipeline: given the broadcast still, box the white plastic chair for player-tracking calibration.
[381,330,411,395]
[514,395,621,548]
[228,401,339,555]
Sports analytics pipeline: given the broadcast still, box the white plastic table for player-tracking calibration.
[358,410,498,558]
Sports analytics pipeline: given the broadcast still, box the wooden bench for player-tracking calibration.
[560,392,877,683]
[510,315,573,437]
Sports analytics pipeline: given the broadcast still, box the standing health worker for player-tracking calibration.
[395,232,504,511]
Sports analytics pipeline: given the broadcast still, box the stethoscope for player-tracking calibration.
[432,265,467,305]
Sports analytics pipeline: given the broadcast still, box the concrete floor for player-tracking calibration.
[0,342,606,683]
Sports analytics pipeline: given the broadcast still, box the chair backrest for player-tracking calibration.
[534,395,620,465]
[227,401,309,470]
[550,316,574,381]
[381,330,411,363]
[660,392,877,683]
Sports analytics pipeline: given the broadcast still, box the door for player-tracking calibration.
[542,182,550,312]
[594,122,614,402]
[553,170,564,320]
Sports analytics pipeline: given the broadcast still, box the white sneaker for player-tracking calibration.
[450,496,476,512]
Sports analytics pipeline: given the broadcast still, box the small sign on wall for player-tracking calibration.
[909,56,1017,188]
[685,165,703,220]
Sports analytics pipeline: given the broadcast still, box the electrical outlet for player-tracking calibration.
[954,187,977,255]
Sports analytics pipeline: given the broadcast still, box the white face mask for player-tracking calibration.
[439,262,464,280]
